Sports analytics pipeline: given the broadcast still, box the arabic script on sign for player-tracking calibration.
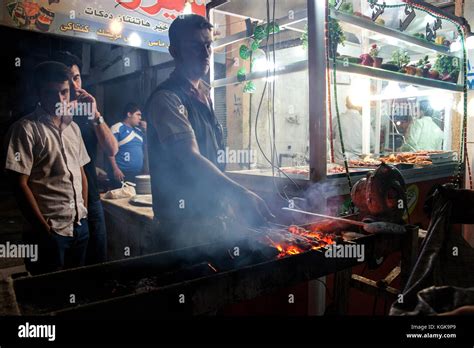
[115,0,206,17]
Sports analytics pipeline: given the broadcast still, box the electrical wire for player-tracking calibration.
[252,0,303,202]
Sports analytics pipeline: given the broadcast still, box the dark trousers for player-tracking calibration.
[24,218,89,275]
[85,199,107,264]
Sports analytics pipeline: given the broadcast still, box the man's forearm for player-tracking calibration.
[94,121,118,156]
[108,156,120,171]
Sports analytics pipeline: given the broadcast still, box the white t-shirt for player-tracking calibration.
[402,116,444,151]
[332,109,373,162]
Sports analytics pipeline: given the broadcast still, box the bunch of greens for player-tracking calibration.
[329,0,354,13]
[413,33,426,41]
[238,22,280,93]
[301,24,308,50]
[301,18,345,54]
[434,54,460,75]
[416,55,430,69]
[391,49,410,68]
[328,17,346,51]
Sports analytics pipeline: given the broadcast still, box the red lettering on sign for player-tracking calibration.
[143,0,185,15]
[116,0,206,17]
[115,0,142,11]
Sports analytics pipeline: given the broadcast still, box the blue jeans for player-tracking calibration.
[24,218,89,275]
[85,199,107,264]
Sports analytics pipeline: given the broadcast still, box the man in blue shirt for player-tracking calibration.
[109,103,146,187]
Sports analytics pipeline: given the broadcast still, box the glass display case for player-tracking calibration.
[209,0,467,188]
[210,0,310,180]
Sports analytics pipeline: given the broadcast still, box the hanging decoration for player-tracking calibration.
[369,1,386,22]
[399,4,416,32]
[426,18,442,42]
[334,0,345,11]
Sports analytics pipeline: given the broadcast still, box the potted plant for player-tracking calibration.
[434,54,460,82]
[428,68,440,80]
[369,44,383,68]
[391,49,410,73]
[360,53,374,66]
[328,17,346,58]
[416,55,430,77]
[413,33,426,41]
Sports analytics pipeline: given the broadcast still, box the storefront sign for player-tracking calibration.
[0,0,206,51]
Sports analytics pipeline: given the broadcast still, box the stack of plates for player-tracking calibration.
[134,175,151,195]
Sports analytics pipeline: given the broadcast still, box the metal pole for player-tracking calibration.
[308,0,327,182]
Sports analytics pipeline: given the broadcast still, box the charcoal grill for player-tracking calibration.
[8,223,417,317]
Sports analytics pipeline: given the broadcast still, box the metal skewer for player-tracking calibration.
[282,207,368,228]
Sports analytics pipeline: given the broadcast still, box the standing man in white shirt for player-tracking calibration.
[333,96,375,162]
[4,62,91,274]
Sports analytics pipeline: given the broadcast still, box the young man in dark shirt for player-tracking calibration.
[53,51,118,264]
[145,15,273,250]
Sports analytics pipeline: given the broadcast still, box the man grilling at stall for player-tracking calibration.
[145,15,273,250]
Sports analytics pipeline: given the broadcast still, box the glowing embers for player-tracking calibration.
[263,225,337,258]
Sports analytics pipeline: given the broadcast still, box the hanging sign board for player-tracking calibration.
[0,0,206,52]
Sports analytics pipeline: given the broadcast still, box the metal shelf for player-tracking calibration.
[333,60,463,92]
[330,9,458,58]
[212,58,462,92]
[213,9,307,50]
[213,7,457,58]
[211,60,308,88]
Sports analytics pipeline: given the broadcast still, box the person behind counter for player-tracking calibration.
[401,100,444,152]
[108,103,147,187]
[53,51,118,265]
[333,96,375,162]
[4,62,90,274]
[144,14,273,250]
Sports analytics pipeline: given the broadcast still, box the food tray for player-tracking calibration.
[129,194,153,207]
[429,152,457,164]
[428,151,456,160]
